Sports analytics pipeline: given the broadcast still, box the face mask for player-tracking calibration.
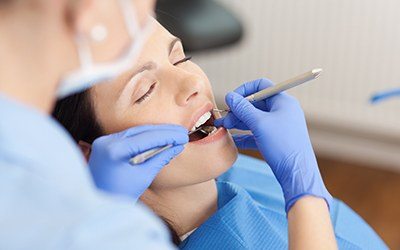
[57,0,154,99]
[370,88,400,104]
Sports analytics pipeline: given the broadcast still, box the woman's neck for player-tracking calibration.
[142,179,218,236]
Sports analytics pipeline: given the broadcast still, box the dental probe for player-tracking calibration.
[130,69,322,165]
[213,68,323,113]
[129,127,210,165]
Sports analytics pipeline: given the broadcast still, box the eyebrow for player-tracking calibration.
[124,37,182,86]
[122,37,181,91]
[116,62,156,106]
[127,62,156,84]
[116,38,183,107]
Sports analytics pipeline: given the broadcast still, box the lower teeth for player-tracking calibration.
[200,126,217,135]
[209,127,217,135]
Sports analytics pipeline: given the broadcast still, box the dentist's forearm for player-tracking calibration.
[288,196,338,250]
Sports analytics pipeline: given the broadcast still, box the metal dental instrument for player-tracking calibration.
[213,68,323,113]
[130,126,213,165]
[130,69,323,165]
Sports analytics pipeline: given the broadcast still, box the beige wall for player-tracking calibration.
[194,0,400,171]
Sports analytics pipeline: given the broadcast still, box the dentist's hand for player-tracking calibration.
[88,125,188,201]
[215,79,332,213]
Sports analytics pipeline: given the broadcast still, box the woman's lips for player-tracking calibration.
[189,127,227,145]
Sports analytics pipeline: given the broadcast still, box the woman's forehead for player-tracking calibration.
[140,20,175,56]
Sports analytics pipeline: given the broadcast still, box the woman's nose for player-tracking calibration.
[173,71,205,107]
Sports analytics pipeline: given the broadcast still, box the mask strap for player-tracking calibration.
[119,0,140,38]
[76,0,136,70]
[75,0,136,71]
[75,34,93,70]
[57,0,154,98]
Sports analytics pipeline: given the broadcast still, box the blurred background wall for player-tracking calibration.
[192,0,400,172]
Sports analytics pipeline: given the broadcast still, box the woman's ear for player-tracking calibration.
[78,140,92,162]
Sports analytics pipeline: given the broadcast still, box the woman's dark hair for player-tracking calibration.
[53,90,102,144]
[52,90,181,245]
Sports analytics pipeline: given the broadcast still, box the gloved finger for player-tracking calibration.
[213,117,224,127]
[233,79,274,111]
[225,92,263,128]
[113,130,189,160]
[214,113,249,130]
[140,145,185,171]
[233,78,274,97]
[264,92,300,113]
[120,124,188,138]
[232,134,258,149]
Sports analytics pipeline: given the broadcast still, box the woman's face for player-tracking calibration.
[90,20,238,189]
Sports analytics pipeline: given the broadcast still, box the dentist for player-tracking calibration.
[0,0,187,249]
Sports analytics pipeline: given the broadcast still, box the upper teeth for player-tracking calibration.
[191,112,211,131]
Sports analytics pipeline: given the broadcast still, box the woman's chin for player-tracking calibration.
[150,133,238,190]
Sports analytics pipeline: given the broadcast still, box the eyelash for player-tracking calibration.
[135,56,193,104]
[173,56,192,66]
[136,82,156,104]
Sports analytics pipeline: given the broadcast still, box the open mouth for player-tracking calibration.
[189,111,218,142]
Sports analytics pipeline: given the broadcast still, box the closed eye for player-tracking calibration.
[135,82,156,104]
[135,56,192,105]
